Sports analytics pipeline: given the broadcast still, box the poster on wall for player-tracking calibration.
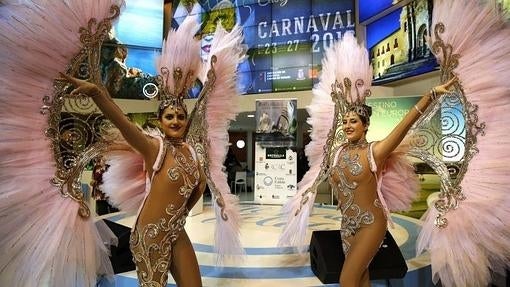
[364,0,438,84]
[255,98,297,145]
[170,0,355,95]
[254,144,297,205]
[366,96,422,142]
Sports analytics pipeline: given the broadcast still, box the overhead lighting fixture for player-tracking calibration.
[247,114,255,118]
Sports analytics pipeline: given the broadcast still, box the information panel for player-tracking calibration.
[254,144,297,205]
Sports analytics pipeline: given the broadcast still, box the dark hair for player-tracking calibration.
[348,104,372,125]
[157,102,188,120]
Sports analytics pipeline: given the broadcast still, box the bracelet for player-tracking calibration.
[430,88,438,101]
[414,105,424,115]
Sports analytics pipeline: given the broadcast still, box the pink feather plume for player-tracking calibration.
[380,143,420,212]
[200,24,246,260]
[101,140,148,216]
[0,1,124,286]
[417,1,510,286]
[157,16,201,95]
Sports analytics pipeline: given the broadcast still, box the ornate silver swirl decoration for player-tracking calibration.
[408,128,439,152]
[185,56,232,221]
[60,117,91,148]
[78,5,121,83]
[45,5,121,218]
[441,107,464,136]
[354,79,372,101]
[408,147,456,228]
[40,95,53,115]
[440,135,465,161]
[440,95,465,161]
[63,96,97,113]
[418,22,485,227]
[432,23,460,83]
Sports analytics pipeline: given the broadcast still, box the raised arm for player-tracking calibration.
[60,73,157,158]
[373,77,457,163]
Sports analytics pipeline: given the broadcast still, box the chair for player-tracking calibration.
[234,171,247,195]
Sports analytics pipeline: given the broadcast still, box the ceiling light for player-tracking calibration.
[236,140,246,149]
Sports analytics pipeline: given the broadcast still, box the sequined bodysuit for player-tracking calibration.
[329,141,386,254]
[129,139,200,287]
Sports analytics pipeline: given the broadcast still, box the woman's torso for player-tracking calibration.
[329,142,385,237]
[137,142,200,226]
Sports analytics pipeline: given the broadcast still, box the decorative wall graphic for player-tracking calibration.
[255,98,298,144]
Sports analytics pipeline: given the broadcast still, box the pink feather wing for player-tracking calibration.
[200,24,246,259]
[0,1,124,286]
[101,142,148,215]
[380,144,420,212]
[417,1,510,286]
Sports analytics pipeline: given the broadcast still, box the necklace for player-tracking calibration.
[164,137,183,147]
[345,138,368,150]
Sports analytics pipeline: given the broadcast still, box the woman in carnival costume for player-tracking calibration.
[280,31,456,287]
[0,1,245,286]
[279,1,510,286]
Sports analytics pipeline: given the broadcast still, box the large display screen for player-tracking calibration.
[103,0,355,98]
[101,0,164,99]
[113,0,163,75]
[171,0,355,95]
[364,0,438,84]
[358,0,394,23]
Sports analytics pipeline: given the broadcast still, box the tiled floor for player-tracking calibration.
[109,198,433,287]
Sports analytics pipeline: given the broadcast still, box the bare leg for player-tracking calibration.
[360,269,370,287]
[170,230,202,287]
[130,225,174,287]
[339,222,385,287]
[130,203,188,287]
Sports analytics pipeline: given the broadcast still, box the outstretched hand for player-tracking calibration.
[433,76,458,95]
[58,72,106,98]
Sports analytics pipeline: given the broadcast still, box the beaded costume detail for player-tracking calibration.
[129,142,200,287]
[329,141,380,254]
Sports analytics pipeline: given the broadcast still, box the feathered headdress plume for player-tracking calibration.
[156,16,202,116]
[195,23,246,260]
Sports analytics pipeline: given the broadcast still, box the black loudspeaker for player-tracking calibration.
[309,230,408,284]
[101,219,136,274]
